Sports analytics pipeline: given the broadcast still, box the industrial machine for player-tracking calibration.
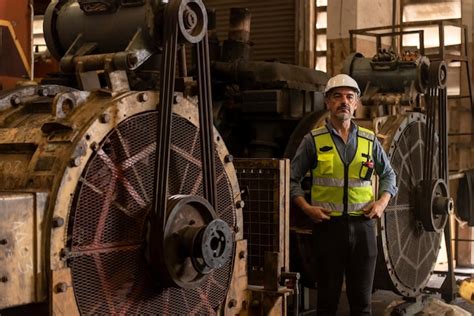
[205,8,329,158]
[0,0,294,314]
[0,0,462,314]
[205,11,458,306]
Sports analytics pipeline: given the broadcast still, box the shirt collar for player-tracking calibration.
[326,120,358,137]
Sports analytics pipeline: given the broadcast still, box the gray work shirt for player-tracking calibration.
[290,121,398,199]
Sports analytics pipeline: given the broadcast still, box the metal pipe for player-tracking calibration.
[391,0,397,52]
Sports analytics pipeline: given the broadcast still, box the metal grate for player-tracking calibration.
[69,111,236,314]
[383,120,441,291]
[234,159,289,285]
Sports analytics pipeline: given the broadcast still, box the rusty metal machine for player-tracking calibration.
[0,0,461,314]
[0,0,297,314]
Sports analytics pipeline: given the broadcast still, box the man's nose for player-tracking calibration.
[341,95,351,103]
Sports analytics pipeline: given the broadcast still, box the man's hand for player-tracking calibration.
[364,192,391,219]
[303,205,332,223]
[293,196,332,223]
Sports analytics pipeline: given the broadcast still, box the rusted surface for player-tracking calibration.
[51,268,79,316]
[0,78,242,314]
[224,239,249,315]
[0,0,32,88]
[234,158,290,286]
[46,91,242,314]
[0,192,47,309]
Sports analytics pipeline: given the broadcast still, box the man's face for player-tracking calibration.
[325,87,358,121]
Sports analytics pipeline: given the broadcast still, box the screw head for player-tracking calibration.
[38,87,49,96]
[100,113,110,123]
[55,282,68,293]
[138,93,148,102]
[70,157,81,167]
[10,95,21,106]
[59,248,70,259]
[228,299,237,308]
[236,200,245,209]
[173,95,182,104]
[224,154,233,163]
[52,217,65,228]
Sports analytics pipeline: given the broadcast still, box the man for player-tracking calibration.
[290,74,398,315]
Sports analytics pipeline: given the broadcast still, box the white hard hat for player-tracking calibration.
[324,74,361,96]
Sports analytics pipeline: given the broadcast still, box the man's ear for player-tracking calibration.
[324,96,329,110]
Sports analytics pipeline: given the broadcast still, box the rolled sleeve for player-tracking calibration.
[373,138,398,198]
[290,133,316,199]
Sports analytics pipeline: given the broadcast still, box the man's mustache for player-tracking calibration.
[337,105,350,111]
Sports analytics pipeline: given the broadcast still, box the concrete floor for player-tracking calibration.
[298,288,474,315]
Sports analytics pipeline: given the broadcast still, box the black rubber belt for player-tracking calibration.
[154,0,180,231]
[153,0,216,229]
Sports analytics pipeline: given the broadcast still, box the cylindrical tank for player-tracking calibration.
[44,0,161,61]
[343,52,430,94]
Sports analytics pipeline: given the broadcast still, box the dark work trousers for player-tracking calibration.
[312,215,377,316]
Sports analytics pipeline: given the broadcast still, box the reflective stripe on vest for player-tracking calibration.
[312,201,372,216]
[311,125,375,216]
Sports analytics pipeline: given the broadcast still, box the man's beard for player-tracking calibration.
[335,113,352,120]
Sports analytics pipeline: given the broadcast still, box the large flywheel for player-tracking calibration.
[67,103,238,314]
[375,113,447,297]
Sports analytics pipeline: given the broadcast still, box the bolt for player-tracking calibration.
[10,95,21,106]
[138,93,148,102]
[55,282,68,293]
[128,53,139,67]
[1,276,8,283]
[38,87,49,97]
[70,157,81,167]
[0,239,7,245]
[90,142,99,151]
[173,95,182,104]
[224,154,233,163]
[100,113,110,123]
[236,200,245,209]
[228,299,237,308]
[52,217,65,228]
[239,251,246,259]
[59,248,70,259]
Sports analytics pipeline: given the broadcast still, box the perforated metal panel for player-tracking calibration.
[68,111,236,314]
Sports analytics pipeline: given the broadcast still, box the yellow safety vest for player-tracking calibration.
[311,125,375,216]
